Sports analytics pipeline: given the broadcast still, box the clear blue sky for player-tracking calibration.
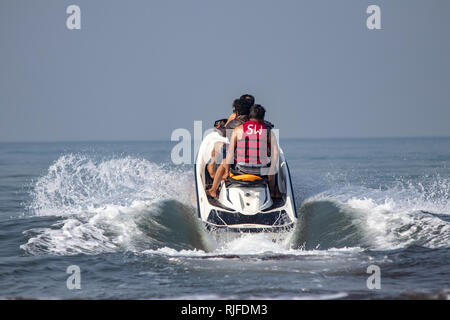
[1,0,449,142]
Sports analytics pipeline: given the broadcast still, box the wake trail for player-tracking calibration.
[21,154,450,257]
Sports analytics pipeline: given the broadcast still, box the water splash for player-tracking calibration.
[21,154,211,255]
[21,154,450,256]
[29,153,194,216]
[297,181,450,250]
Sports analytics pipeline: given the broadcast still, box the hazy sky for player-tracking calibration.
[1,0,449,142]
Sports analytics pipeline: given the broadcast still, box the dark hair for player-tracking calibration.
[240,94,255,108]
[249,104,265,120]
[233,99,250,116]
[214,119,227,128]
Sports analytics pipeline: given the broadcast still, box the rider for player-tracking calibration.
[207,99,250,177]
[224,94,255,127]
[207,104,281,198]
[224,94,274,129]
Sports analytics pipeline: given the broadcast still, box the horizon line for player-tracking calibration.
[1,134,450,144]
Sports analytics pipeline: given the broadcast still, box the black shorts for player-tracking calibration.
[222,144,227,159]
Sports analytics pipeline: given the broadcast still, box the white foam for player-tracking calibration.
[29,154,194,217]
[165,292,348,300]
[23,153,450,256]
[22,154,195,255]
[142,233,363,258]
[307,181,450,250]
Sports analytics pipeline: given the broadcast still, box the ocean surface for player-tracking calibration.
[0,138,449,299]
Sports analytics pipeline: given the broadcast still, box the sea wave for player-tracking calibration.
[21,154,450,256]
[22,154,211,255]
[294,183,450,250]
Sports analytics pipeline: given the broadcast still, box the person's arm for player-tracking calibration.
[268,130,279,176]
[224,112,237,126]
[224,128,238,171]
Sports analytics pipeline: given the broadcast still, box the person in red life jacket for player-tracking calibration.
[207,104,281,198]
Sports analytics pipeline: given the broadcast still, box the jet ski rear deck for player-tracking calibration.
[194,131,297,235]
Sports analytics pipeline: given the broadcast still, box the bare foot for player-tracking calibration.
[206,189,217,198]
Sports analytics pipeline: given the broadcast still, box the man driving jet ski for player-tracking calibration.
[224,94,254,127]
[208,98,250,177]
[207,104,281,199]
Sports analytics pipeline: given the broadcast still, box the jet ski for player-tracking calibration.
[194,125,297,236]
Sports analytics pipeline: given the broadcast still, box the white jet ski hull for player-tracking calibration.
[194,131,298,235]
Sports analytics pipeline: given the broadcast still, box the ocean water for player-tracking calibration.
[0,138,449,299]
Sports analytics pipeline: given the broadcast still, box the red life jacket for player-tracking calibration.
[236,120,270,167]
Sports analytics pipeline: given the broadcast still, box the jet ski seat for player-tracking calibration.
[227,171,268,187]
[229,172,262,182]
